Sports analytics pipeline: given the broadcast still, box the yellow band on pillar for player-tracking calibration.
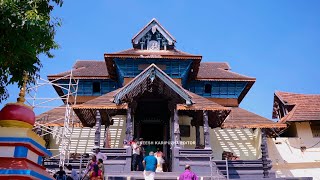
[0,120,33,128]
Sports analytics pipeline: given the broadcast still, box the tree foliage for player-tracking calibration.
[0,0,63,102]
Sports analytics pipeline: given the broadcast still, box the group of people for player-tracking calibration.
[131,138,165,172]
[83,148,107,180]
[130,138,198,180]
[142,153,198,180]
[54,143,198,180]
[54,147,107,180]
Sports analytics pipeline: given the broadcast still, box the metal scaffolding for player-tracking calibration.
[26,71,79,167]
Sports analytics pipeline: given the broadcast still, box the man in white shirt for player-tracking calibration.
[94,147,107,162]
[131,138,141,171]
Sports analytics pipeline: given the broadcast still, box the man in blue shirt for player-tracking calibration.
[142,151,157,180]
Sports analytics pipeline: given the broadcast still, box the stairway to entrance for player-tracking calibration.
[105,171,226,180]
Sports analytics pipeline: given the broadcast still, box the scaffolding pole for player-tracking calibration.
[26,71,79,168]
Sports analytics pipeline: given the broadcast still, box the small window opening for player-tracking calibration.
[204,84,212,94]
[280,123,298,137]
[311,121,320,137]
[93,82,101,93]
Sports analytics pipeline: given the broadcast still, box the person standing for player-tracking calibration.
[55,166,66,180]
[154,148,164,172]
[142,151,157,180]
[67,164,79,180]
[94,147,107,162]
[131,138,141,171]
[179,165,198,180]
[138,138,145,171]
[84,155,98,180]
[97,159,104,176]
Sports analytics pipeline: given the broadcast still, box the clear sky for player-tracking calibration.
[1,0,320,120]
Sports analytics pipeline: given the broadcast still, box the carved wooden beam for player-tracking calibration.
[173,108,180,148]
[203,110,211,149]
[94,110,102,147]
[261,128,270,178]
[125,107,133,142]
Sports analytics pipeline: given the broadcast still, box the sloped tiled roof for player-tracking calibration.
[36,106,81,126]
[197,62,256,81]
[47,60,109,79]
[222,107,286,128]
[105,48,201,59]
[275,91,320,123]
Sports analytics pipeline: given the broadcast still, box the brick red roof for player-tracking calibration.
[48,60,109,79]
[105,48,201,59]
[275,91,320,122]
[36,106,81,127]
[197,62,256,81]
[222,107,286,128]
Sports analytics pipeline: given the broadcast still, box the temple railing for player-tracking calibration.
[172,148,275,179]
[100,147,132,173]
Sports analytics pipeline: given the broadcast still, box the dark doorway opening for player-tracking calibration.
[134,96,171,171]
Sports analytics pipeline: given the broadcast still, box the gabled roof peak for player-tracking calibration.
[132,18,176,50]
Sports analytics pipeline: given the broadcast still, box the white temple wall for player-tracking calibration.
[49,126,105,157]
[267,122,320,179]
[178,115,203,149]
[210,128,261,160]
[48,115,127,157]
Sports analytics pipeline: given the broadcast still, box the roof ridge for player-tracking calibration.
[108,48,134,54]
[75,60,104,62]
[216,68,256,79]
[47,69,72,76]
[276,90,320,96]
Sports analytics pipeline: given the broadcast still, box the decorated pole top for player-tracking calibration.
[0,73,35,128]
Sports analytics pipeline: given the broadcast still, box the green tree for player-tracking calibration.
[0,0,63,102]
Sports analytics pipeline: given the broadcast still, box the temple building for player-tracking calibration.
[38,19,287,178]
[268,91,320,179]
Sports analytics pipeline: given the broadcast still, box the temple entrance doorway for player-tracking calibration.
[134,97,171,171]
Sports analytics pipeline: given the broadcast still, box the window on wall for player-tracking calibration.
[92,82,101,93]
[204,84,212,94]
[310,121,320,137]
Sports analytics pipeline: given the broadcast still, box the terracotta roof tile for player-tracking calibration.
[275,91,320,122]
[48,60,109,79]
[105,48,201,59]
[197,63,256,81]
[222,107,286,128]
[36,106,81,127]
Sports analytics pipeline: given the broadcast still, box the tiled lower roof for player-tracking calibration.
[105,48,201,59]
[275,91,320,122]
[47,60,109,79]
[48,60,254,81]
[222,107,286,129]
[197,63,255,81]
[36,106,81,127]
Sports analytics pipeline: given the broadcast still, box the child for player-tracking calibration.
[98,159,104,175]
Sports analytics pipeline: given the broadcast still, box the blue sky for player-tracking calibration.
[1,0,320,120]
